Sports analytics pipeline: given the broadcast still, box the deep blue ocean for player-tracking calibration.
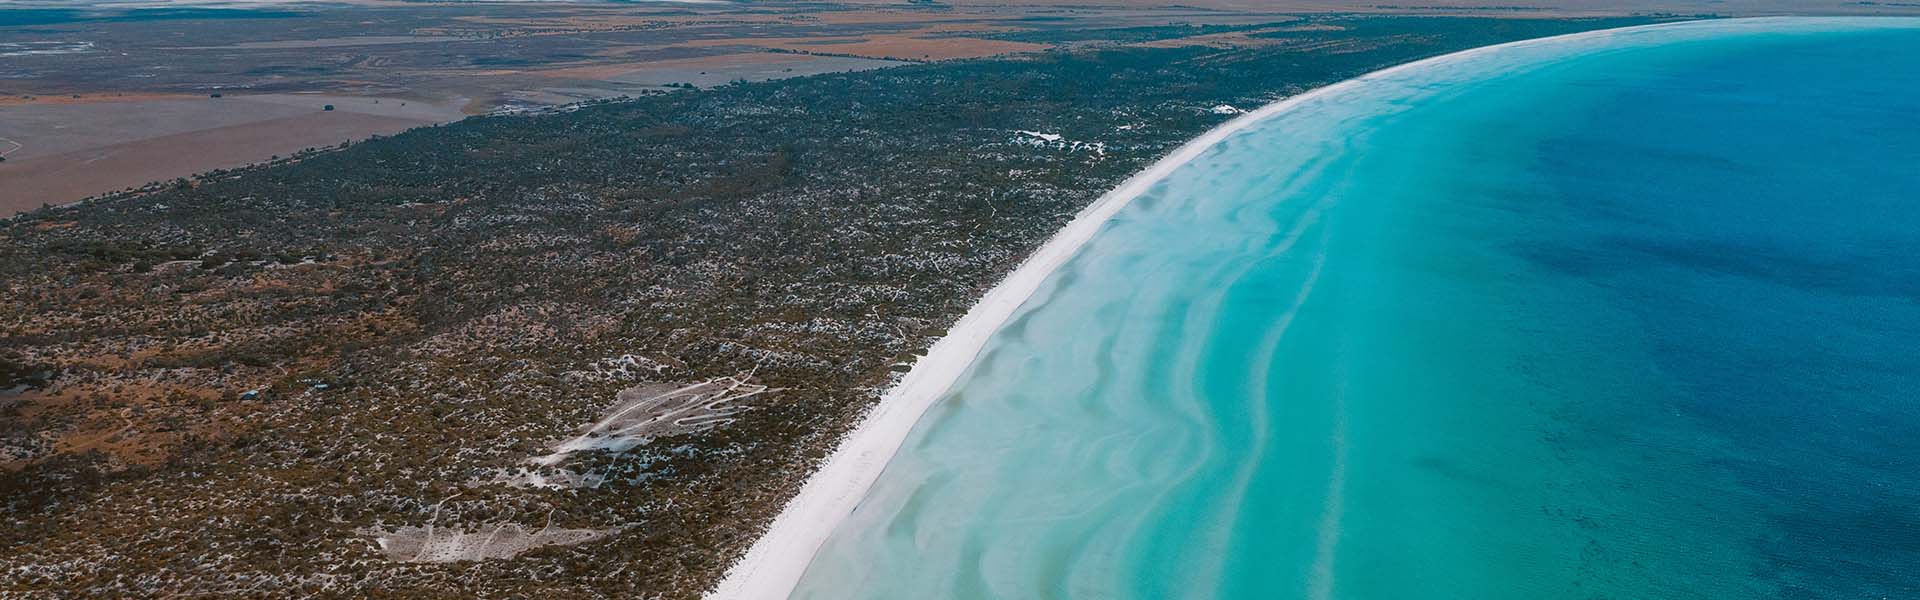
[794,18,1920,599]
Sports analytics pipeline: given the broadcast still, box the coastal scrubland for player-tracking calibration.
[1,15,1664,598]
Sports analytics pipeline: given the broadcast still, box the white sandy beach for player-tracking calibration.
[702,21,1712,600]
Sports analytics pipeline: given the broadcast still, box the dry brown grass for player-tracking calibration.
[0,92,207,107]
[532,52,819,80]
[0,111,432,215]
[685,33,1050,61]
[5,382,249,470]
[1134,23,1326,49]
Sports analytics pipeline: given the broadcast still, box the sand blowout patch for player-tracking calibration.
[483,372,776,490]
[533,374,778,466]
[368,524,608,563]
[364,509,611,563]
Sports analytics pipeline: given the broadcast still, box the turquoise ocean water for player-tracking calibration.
[794,18,1920,599]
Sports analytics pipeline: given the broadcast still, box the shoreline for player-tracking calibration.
[702,19,1716,600]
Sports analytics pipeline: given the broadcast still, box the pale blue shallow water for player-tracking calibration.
[794,18,1920,600]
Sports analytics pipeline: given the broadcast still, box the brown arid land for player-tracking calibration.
[6,0,1918,214]
[0,96,463,214]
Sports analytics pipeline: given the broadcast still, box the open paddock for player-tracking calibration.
[683,33,1051,61]
[535,52,910,89]
[0,94,464,214]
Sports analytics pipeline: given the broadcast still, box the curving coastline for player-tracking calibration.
[701,19,1720,600]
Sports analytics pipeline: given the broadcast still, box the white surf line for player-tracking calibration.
[704,20,1710,600]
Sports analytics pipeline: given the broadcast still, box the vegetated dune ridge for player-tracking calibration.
[702,19,1702,600]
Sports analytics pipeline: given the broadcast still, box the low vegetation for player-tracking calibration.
[0,15,1663,598]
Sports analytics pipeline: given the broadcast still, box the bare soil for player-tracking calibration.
[0,111,434,215]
